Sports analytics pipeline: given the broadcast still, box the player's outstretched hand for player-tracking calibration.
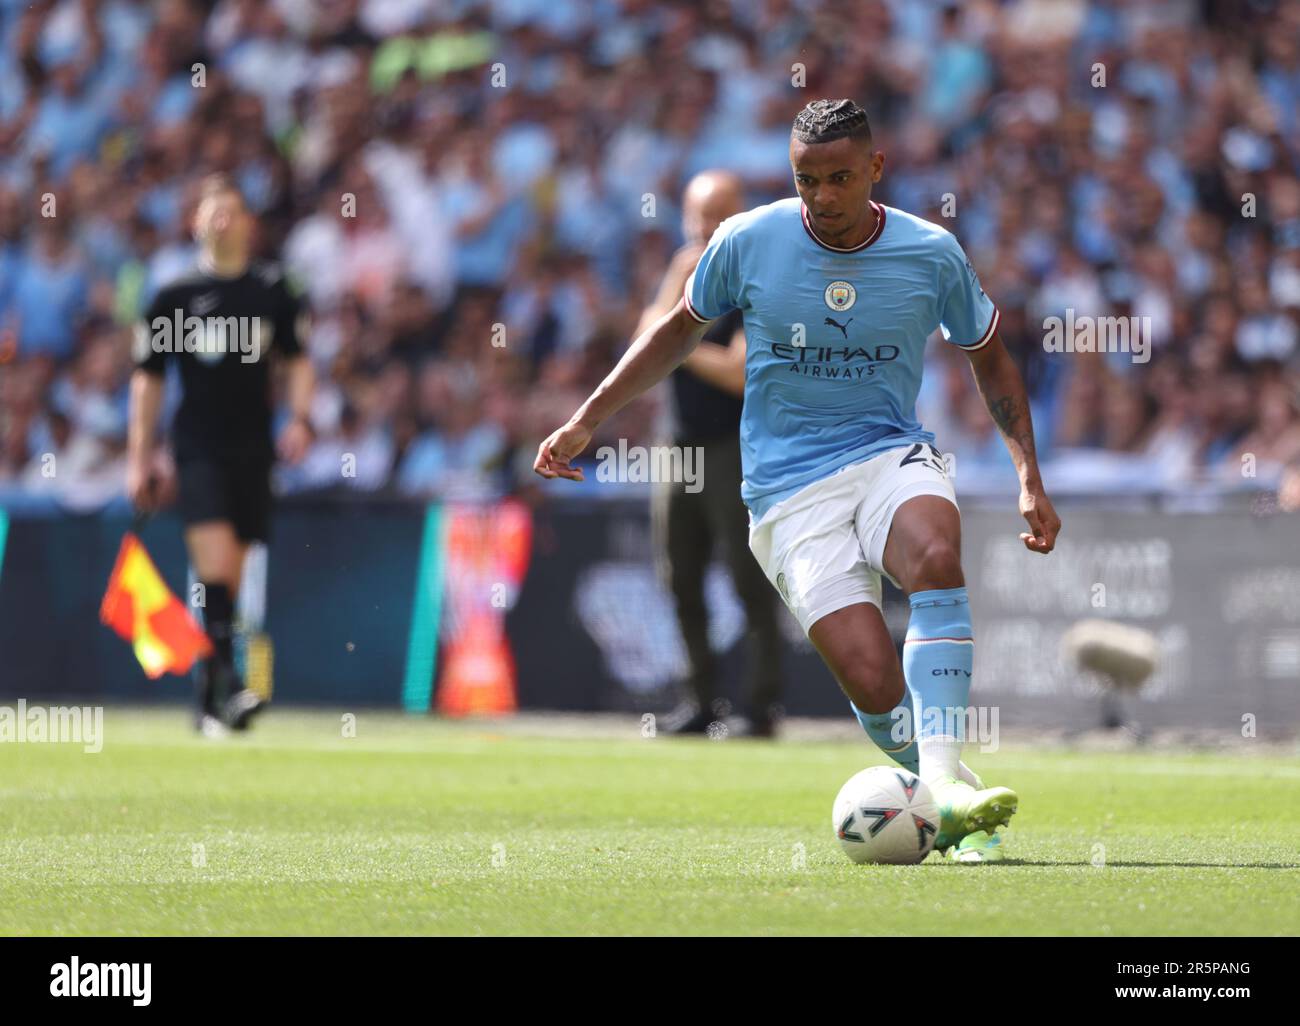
[1019,484,1061,554]
[534,420,592,482]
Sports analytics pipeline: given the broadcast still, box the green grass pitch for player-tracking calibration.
[1,709,1297,936]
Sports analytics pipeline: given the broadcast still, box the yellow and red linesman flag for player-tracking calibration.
[99,532,212,678]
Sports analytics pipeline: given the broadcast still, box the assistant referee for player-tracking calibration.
[127,174,315,735]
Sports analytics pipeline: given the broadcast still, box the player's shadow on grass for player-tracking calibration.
[990,858,1300,869]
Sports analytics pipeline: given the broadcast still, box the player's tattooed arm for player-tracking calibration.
[986,394,1037,468]
[966,333,1061,554]
[966,335,1039,480]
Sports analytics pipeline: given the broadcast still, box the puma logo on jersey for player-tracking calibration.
[824,316,853,338]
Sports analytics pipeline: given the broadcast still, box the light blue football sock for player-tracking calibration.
[904,587,974,783]
[849,689,919,773]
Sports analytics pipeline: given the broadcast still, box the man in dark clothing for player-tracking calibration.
[127,174,315,736]
[635,171,784,737]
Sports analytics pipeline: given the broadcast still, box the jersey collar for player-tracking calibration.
[801,200,886,253]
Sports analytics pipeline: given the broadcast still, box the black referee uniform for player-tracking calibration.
[134,262,303,541]
[134,261,303,725]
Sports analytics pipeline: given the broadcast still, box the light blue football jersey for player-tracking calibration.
[684,198,999,521]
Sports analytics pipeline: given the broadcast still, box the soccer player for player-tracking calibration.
[127,174,315,736]
[535,99,1061,860]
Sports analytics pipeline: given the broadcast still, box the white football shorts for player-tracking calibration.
[747,443,957,634]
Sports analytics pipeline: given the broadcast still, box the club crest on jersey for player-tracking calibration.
[824,280,856,312]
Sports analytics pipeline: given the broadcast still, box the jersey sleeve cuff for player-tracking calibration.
[954,306,999,351]
[682,275,712,323]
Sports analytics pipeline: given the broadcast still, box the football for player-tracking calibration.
[832,767,940,865]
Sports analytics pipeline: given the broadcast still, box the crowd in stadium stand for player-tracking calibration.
[1,0,1299,511]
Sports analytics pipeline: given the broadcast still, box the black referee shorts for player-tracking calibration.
[177,457,273,543]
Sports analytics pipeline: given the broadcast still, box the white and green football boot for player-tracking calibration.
[946,829,1006,863]
[930,775,1018,855]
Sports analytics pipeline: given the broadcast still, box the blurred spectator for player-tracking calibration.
[6,218,89,362]
[397,369,508,501]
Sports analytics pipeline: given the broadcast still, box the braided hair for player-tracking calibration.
[791,99,872,146]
